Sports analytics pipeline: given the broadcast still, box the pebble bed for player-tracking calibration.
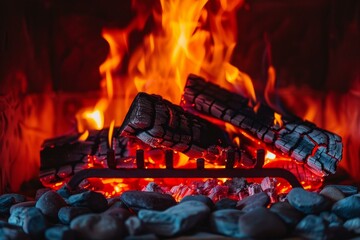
[0,184,359,240]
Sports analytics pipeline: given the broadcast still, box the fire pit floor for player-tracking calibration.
[1,184,359,240]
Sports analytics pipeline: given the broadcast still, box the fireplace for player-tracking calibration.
[0,0,359,239]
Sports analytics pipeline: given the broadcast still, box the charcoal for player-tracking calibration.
[211,209,244,238]
[344,218,360,234]
[36,191,67,220]
[207,185,229,202]
[236,192,270,212]
[320,186,346,202]
[67,191,108,213]
[142,182,166,194]
[287,187,330,214]
[270,201,304,228]
[120,191,176,212]
[45,226,77,240]
[58,206,92,225]
[119,92,232,159]
[294,215,326,239]
[183,74,343,174]
[70,214,125,240]
[138,201,210,237]
[215,198,237,210]
[332,195,360,220]
[180,195,215,211]
[238,207,287,238]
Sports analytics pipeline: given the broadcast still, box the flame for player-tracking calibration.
[274,112,283,127]
[78,130,89,142]
[108,119,115,148]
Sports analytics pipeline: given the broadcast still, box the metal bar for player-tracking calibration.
[67,167,302,191]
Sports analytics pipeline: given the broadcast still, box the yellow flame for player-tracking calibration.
[108,120,115,148]
[274,112,283,127]
[78,130,89,142]
[82,109,104,130]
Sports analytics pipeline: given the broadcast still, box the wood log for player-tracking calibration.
[182,74,343,175]
[119,92,233,159]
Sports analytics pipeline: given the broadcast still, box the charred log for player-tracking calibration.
[182,74,343,175]
[119,92,233,159]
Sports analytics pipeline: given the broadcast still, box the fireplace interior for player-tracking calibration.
[0,0,360,239]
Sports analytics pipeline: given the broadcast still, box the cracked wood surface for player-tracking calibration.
[119,92,232,159]
[182,74,343,175]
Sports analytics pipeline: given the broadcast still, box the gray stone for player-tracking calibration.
[120,191,176,212]
[294,214,326,239]
[0,195,15,215]
[70,213,125,240]
[67,191,108,212]
[320,186,345,202]
[236,192,270,212]
[36,191,67,219]
[9,201,36,215]
[58,206,92,225]
[57,185,72,199]
[180,195,215,210]
[124,234,159,240]
[270,201,303,228]
[35,188,52,200]
[215,198,237,210]
[0,221,29,240]
[22,207,48,237]
[326,185,358,196]
[103,207,132,222]
[320,211,343,227]
[138,200,210,237]
[344,218,360,234]
[125,216,145,236]
[238,207,287,238]
[0,194,27,203]
[211,209,244,238]
[287,187,329,214]
[332,195,360,220]
[8,206,30,227]
[45,225,77,240]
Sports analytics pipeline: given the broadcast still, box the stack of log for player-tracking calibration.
[40,74,343,181]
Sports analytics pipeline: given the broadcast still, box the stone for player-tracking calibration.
[325,185,358,196]
[58,206,92,225]
[332,195,360,220]
[102,207,132,222]
[67,191,108,212]
[294,214,326,239]
[125,216,145,236]
[124,234,159,240]
[238,207,287,238]
[35,188,51,200]
[287,187,330,214]
[45,225,77,240]
[22,207,48,237]
[36,191,67,219]
[0,221,29,240]
[325,225,354,240]
[320,211,343,227]
[215,198,237,210]
[211,209,244,238]
[10,201,36,215]
[270,201,304,228]
[8,206,30,227]
[180,195,215,210]
[57,185,72,199]
[120,191,176,212]
[344,218,360,234]
[320,186,346,202]
[0,195,16,215]
[0,194,27,203]
[138,200,210,237]
[236,192,270,212]
[70,214,125,240]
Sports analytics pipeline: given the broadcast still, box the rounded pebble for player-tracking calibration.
[211,209,244,238]
[58,206,92,225]
[332,195,360,220]
[36,191,67,219]
[67,191,108,212]
[320,186,345,202]
[120,191,176,212]
[287,187,329,214]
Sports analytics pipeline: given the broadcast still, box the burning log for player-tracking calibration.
[182,74,343,175]
[119,92,233,159]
